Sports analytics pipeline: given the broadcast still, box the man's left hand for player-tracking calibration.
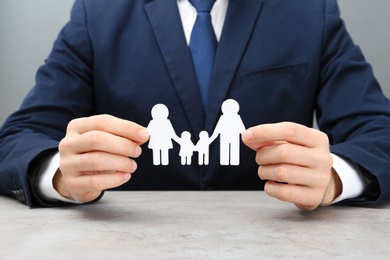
[242,122,342,211]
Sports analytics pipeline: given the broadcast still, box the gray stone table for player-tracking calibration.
[1,191,390,259]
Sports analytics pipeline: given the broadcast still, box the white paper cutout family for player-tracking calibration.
[147,99,246,166]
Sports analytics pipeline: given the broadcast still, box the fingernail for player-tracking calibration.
[123,172,131,182]
[242,130,253,141]
[131,161,138,172]
[134,146,142,157]
[138,129,150,141]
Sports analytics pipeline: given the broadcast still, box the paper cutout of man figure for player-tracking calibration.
[147,104,180,165]
[209,99,246,165]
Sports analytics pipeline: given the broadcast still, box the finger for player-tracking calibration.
[264,181,322,210]
[255,142,322,168]
[61,130,143,158]
[60,152,137,174]
[67,172,131,202]
[67,114,150,145]
[242,122,328,150]
[258,164,328,187]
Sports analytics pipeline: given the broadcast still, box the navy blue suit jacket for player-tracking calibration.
[1,0,390,206]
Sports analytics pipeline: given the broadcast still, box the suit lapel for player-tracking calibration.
[145,0,204,135]
[205,0,264,133]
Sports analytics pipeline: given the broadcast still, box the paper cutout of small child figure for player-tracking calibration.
[195,131,211,165]
[147,104,180,166]
[209,99,246,165]
[178,131,195,165]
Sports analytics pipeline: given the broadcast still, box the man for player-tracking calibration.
[1,0,389,210]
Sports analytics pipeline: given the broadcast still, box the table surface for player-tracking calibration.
[1,191,390,259]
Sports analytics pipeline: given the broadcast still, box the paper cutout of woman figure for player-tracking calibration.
[147,104,180,165]
[209,99,246,165]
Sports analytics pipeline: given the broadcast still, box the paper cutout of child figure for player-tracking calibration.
[178,131,195,165]
[147,104,180,165]
[195,131,211,165]
[209,99,246,165]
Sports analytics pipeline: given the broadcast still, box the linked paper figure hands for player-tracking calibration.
[147,99,246,166]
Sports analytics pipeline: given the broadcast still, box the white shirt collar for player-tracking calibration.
[177,0,229,44]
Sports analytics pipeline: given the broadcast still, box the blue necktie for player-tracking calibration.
[189,0,217,111]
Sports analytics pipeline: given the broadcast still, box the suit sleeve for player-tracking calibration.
[0,0,95,206]
[317,0,390,203]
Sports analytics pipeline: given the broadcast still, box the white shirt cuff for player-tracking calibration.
[329,153,365,204]
[36,152,82,204]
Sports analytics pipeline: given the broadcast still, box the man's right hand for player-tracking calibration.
[55,114,150,203]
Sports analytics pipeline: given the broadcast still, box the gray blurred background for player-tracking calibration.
[1,0,390,125]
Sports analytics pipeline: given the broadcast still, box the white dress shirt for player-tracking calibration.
[37,0,364,204]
